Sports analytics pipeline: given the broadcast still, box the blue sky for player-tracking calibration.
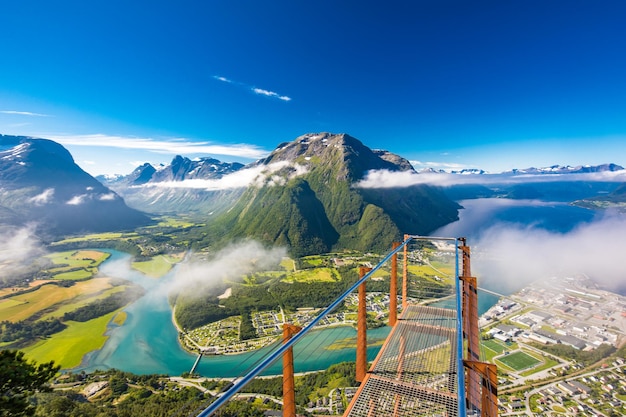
[1,0,626,176]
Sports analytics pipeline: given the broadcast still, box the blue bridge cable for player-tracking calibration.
[195,237,413,417]
[454,238,468,417]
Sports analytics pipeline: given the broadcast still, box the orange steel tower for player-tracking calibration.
[459,238,498,417]
[282,323,301,417]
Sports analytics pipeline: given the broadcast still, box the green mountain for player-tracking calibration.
[208,133,460,256]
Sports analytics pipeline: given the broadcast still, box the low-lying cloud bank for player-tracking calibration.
[355,169,626,188]
[169,240,287,294]
[140,162,308,191]
[472,211,626,295]
[0,226,46,279]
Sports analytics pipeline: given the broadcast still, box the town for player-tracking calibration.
[481,275,626,416]
[179,292,392,355]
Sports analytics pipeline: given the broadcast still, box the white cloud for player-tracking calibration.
[213,74,292,102]
[355,169,456,188]
[213,76,233,83]
[99,193,117,201]
[0,110,50,117]
[66,194,87,205]
[143,161,307,191]
[252,88,292,101]
[0,226,46,277]
[473,211,626,294]
[29,188,55,205]
[410,160,468,171]
[48,134,268,160]
[169,240,287,294]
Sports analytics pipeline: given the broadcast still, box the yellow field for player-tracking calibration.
[40,285,127,320]
[0,278,114,322]
[370,268,388,279]
[407,263,454,284]
[22,312,116,369]
[112,311,127,326]
[0,279,53,298]
[280,257,295,271]
[74,250,110,262]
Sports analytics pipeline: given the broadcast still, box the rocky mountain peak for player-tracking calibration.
[259,132,415,181]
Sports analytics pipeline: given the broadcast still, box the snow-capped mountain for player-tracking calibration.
[99,155,246,215]
[0,134,151,238]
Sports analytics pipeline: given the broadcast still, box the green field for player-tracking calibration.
[482,339,507,354]
[47,249,110,266]
[44,250,111,280]
[300,256,324,267]
[131,253,184,278]
[520,356,560,376]
[481,339,509,362]
[497,351,541,371]
[22,311,117,369]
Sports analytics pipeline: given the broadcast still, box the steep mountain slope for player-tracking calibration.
[0,134,151,237]
[210,133,460,256]
[101,156,245,215]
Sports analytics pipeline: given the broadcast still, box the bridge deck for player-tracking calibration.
[344,304,460,417]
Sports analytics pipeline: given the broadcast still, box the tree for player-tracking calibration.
[0,350,59,416]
